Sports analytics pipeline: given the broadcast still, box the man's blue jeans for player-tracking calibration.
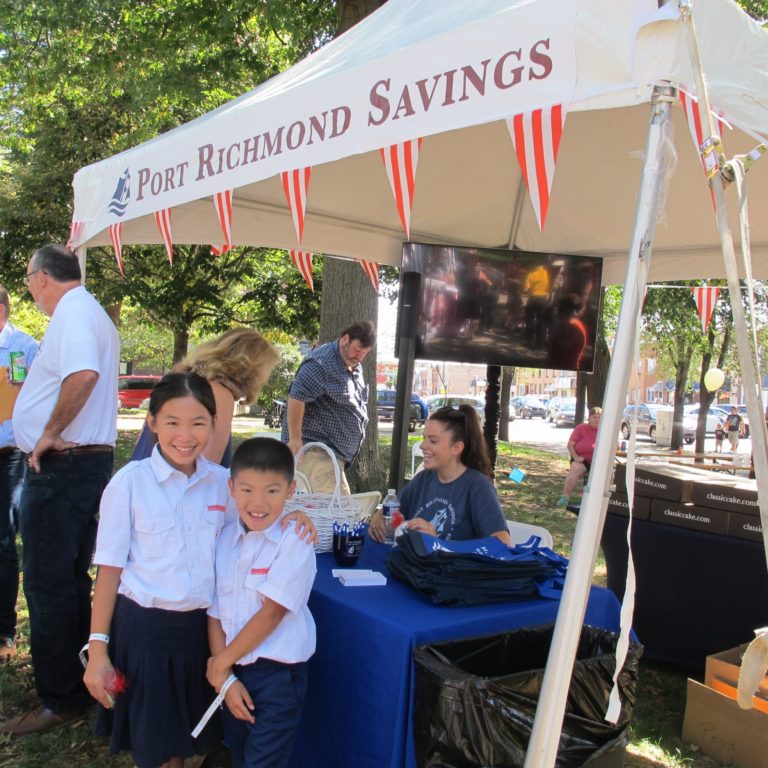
[20,450,113,712]
[0,449,24,639]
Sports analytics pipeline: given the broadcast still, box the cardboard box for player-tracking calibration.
[705,643,768,703]
[682,678,768,768]
[649,499,729,536]
[727,512,764,542]
[613,462,694,502]
[606,492,651,521]
[691,477,759,516]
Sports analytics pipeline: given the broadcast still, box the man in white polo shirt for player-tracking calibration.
[0,244,118,736]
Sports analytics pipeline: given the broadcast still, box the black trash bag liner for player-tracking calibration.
[414,623,643,768]
[388,530,567,606]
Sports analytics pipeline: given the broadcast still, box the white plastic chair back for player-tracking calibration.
[506,520,554,549]
[411,442,424,475]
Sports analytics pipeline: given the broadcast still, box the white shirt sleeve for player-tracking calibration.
[258,527,317,615]
[93,476,133,568]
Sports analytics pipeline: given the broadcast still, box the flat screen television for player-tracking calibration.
[398,242,603,371]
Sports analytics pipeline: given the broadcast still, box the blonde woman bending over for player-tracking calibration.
[131,328,279,467]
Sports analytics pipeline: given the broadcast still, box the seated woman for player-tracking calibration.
[370,405,510,543]
[557,406,601,507]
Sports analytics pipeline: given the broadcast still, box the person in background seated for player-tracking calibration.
[369,405,510,543]
[557,407,601,507]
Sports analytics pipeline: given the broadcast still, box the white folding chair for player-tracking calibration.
[411,442,424,475]
[506,520,554,549]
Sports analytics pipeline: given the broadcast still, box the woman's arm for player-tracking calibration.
[84,565,122,708]
[205,380,236,464]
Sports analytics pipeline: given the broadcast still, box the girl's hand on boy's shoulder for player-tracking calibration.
[282,511,319,545]
[225,681,255,723]
[206,655,232,692]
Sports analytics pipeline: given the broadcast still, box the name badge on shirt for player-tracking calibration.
[250,567,270,575]
[208,504,226,512]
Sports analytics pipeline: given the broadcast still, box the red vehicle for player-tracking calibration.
[117,375,161,408]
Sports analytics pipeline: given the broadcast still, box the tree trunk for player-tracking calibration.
[173,326,190,364]
[483,366,501,469]
[585,332,611,410]
[498,366,514,441]
[336,0,386,34]
[320,257,382,493]
[694,324,730,453]
[320,0,389,494]
[104,301,122,328]
[671,348,692,450]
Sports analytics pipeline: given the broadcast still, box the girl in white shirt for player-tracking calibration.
[83,372,312,768]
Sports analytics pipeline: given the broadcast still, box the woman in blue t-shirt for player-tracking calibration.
[371,405,510,542]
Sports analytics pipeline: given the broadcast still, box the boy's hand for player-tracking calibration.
[283,510,318,545]
[224,680,255,723]
[206,655,232,692]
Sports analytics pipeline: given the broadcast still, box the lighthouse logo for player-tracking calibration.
[108,168,131,216]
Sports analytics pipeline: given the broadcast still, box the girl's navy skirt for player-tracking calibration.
[96,595,220,767]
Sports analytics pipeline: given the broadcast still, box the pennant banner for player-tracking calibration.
[282,168,312,245]
[66,220,83,250]
[211,190,233,256]
[692,286,721,333]
[109,223,124,276]
[506,103,567,231]
[154,208,174,265]
[358,259,379,293]
[290,250,314,291]
[380,139,422,238]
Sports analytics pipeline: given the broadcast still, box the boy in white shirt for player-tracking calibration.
[207,438,316,768]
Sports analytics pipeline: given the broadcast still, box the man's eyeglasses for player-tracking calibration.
[23,269,43,286]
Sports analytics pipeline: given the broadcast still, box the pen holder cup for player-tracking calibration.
[332,533,364,567]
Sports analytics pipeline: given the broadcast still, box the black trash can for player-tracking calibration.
[413,623,642,768]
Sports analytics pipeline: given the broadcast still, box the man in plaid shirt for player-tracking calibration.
[283,321,375,494]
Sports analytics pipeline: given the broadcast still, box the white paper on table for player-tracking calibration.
[339,571,387,587]
[332,568,375,578]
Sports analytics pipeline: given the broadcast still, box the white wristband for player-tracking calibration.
[89,632,110,645]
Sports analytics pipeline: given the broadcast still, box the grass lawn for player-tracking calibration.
[0,424,727,767]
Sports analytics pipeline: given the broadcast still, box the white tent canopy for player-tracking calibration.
[71,2,768,767]
[72,0,768,284]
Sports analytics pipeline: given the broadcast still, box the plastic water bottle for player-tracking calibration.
[382,488,401,545]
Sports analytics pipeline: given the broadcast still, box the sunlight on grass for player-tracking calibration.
[1,427,728,768]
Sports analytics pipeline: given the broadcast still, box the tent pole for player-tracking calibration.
[524,85,676,768]
[678,0,768,570]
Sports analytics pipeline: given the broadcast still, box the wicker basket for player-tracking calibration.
[284,442,365,553]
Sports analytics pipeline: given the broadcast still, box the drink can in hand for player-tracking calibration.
[9,352,27,383]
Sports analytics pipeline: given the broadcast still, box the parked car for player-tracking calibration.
[546,396,570,423]
[684,404,751,437]
[118,375,161,409]
[516,395,547,419]
[376,390,422,431]
[552,398,586,428]
[621,403,695,444]
[423,394,486,426]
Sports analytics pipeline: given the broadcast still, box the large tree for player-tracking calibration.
[317,0,389,493]
[0,0,336,353]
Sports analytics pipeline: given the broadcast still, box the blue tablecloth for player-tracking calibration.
[289,539,622,768]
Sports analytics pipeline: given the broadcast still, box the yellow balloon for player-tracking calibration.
[704,368,725,392]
